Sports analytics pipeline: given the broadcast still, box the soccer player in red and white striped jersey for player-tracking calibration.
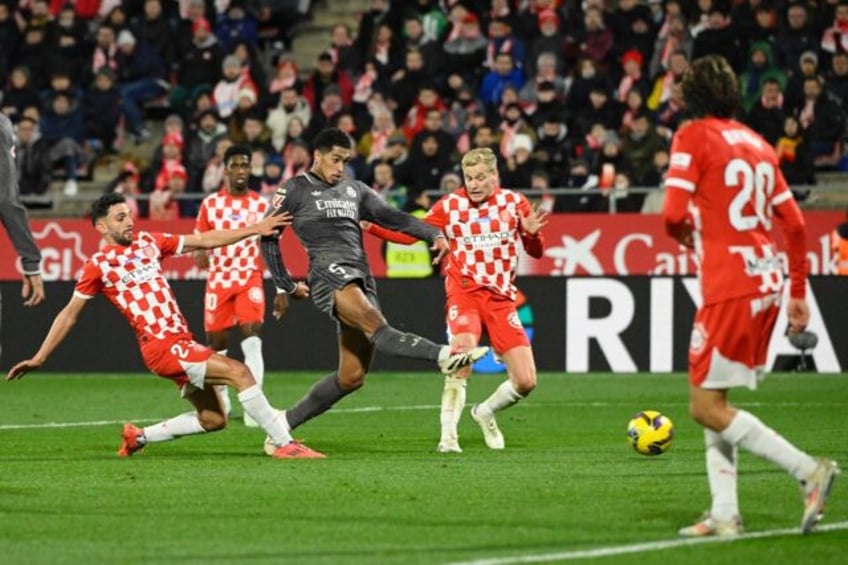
[366,147,547,452]
[194,145,270,426]
[6,193,323,459]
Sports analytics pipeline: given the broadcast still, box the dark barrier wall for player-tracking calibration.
[1,277,845,373]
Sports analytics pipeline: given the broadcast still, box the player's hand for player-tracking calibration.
[520,206,549,236]
[787,298,810,334]
[22,273,45,307]
[6,358,42,381]
[273,292,290,321]
[290,281,310,300]
[255,212,293,236]
[193,250,209,270]
[431,236,449,265]
[359,220,372,231]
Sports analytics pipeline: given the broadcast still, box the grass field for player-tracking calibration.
[0,372,845,564]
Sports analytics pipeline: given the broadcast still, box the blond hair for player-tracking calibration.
[461,147,498,174]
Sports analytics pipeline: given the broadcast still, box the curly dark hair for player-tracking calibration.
[681,55,740,119]
[312,127,353,154]
[90,192,126,226]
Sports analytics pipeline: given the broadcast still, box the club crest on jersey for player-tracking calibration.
[271,187,286,209]
[345,185,356,198]
[311,190,321,196]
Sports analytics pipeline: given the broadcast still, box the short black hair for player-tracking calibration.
[313,127,353,153]
[91,192,126,226]
[223,144,252,166]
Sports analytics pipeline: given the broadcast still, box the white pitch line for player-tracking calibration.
[448,520,848,565]
[1,400,846,431]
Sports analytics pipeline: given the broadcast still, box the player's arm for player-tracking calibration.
[360,185,444,243]
[517,195,548,258]
[0,179,44,306]
[773,180,809,332]
[182,211,291,253]
[5,295,88,380]
[662,187,694,248]
[192,201,211,269]
[259,188,303,296]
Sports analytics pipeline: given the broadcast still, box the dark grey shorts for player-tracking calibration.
[309,267,380,331]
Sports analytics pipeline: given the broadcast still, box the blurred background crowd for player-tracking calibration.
[2,0,847,219]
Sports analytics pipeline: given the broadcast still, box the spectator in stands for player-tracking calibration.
[172,16,224,119]
[442,11,487,82]
[49,3,87,81]
[498,102,535,159]
[104,162,142,218]
[327,23,361,77]
[283,116,307,149]
[202,136,232,193]
[525,9,565,76]
[354,0,403,69]
[649,13,693,79]
[567,57,609,117]
[231,40,268,104]
[621,110,666,187]
[280,138,310,181]
[14,24,50,90]
[647,49,688,111]
[132,0,177,71]
[213,54,258,120]
[561,157,601,212]
[534,114,571,186]
[303,51,353,112]
[641,147,670,192]
[150,165,189,220]
[411,108,456,164]
[820,1,848,69]
[400,12,444,77]
[786,50,822,112]
[620,88,647,135]
[185,108,227,188]
[616,49,650,103]
[574,85,624,138]
[14,116,52,201]
[266,85,311,152]
[104,4,130,34]
[390,48,431,121]
[371,160,407,210]
[115,30,168,143]
[366,22,404,81]
[304,84,344,139]
[380,132,412,187]
[574,5,615,71]
[0,3,20,82]
[745,77,786,146]
[40,90,84,196]
[259,151,284,200]
[216,1,259,52]
[502,133,537,189]
[654,80,687,136]
[152,132,186,192]
[797,75,847,161]
[692,7,745,72]
[88,25,119,86]
[82,67,121,154]
[739,41,787,113]
[776,114,816,188]
[826,51,848,112]
[242,110,274,154]
[485,17,525,71]
[2,67,41,120]
[266,57,302,106]
[400,83,445,141]
[227,87,261,143]
[520,53,568,106]
[357,106,397,164]
[480,52,525,108]
[774,2,817,71]
[403,132,451,206]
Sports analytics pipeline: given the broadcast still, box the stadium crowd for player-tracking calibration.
[2,0,847,215]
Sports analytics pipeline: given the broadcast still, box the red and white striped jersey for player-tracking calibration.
[74,231,190,340]
[195,189,270,289]
[426,187,539,300]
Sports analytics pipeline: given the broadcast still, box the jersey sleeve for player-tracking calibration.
[195,199,211,233]
[359,182,441,243]
[150,231,185,258]
[423,196,450,230]
[73,261,103,299]
[260,181,296,293]
[664,125,702,196]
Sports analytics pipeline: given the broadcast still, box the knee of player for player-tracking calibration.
[688,397,721,429]
[230,362,257,389]
[338,369,366,391]
[513,375,536,396]
[199,410,227,432]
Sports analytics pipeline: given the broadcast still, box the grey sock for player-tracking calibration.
[371,324,442,361]
[286,373,358,430]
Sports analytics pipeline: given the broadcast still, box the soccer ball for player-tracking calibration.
[627,410,674,456]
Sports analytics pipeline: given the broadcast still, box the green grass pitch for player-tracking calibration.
[0,372,845,564]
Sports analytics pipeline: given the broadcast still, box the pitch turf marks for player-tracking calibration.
[448,520,848,564]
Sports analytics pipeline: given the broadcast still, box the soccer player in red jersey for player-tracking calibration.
[6,192,323,459]
[663,55,839,536]
[194,145,270,427]
[366,147,548,452]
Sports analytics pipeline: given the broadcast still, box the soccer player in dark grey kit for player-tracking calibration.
[0,113,44,360]
[261,128,487,440]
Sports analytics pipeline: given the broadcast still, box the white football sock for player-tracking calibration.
[440,375,466,440]
[142,412,206,443]
[241,337,264,388]
[705,428,739,521]
[479,380,523,416]
[720,410,818,482]
[215,349,231,415]
[237,385,292,446]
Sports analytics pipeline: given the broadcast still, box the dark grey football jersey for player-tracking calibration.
[261,172,440,292]
[0,113,41,274]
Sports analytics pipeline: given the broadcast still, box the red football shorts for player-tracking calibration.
[446,289,530,355]
[140,332,214,389]
[204,275,265,332]
[689,293,780,390]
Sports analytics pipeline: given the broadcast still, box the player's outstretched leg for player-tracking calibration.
[801,458,840,534]
[240,336,264,428]
[369,324,488,374]
[438,375,466,453]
